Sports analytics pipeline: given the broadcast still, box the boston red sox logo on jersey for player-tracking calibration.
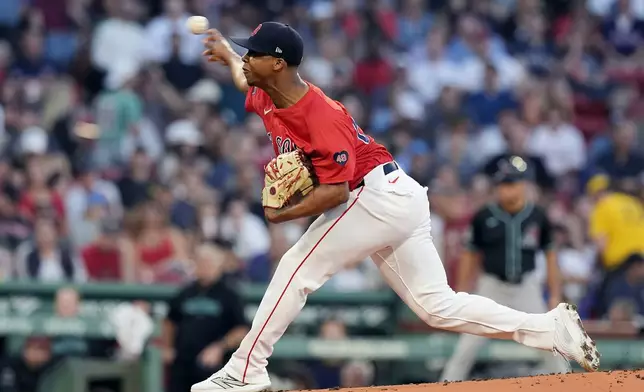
[276,136,297,154]
[267,132,298,154]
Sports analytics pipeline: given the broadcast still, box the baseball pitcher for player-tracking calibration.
[192,22,600,392]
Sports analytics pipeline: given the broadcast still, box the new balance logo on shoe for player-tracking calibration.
[210,375,247,389]
[192,370,271,392]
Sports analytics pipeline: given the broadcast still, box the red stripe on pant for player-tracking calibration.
[242,188,364,382]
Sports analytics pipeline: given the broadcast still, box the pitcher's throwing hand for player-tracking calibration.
[203,29,237,65]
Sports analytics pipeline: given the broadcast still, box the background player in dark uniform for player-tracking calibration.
[441,156,566,381]
[163,244,248,392]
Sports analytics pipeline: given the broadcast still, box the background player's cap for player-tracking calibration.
[230,22,304,66]
[494,155,528,184]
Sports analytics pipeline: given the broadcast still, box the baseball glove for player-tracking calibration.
[262,149,315,209]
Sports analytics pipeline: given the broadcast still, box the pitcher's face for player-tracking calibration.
[242,51,284,86]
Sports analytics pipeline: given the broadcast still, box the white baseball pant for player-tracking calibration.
[222,163,557,385]
[440,271,568,381]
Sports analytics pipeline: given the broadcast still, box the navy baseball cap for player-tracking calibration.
[494,156,528,184]
[230,22,304,66]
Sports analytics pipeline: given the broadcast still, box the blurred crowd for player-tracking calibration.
[0,0,644,390]
[0,284,377,392]
[0,0,643,321]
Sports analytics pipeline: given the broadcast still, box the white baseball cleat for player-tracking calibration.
[552,303,600,372]
[191,370,271,392]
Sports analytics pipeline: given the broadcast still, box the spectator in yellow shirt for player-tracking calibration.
[588,175,644,271]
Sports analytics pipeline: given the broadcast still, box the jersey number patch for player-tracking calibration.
[351,117,370,145]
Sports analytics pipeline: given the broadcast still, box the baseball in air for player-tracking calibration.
[187,16,209,35]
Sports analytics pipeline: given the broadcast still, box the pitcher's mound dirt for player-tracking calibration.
[318,370,643,392]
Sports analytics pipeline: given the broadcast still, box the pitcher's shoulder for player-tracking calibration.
[306,84,349,113]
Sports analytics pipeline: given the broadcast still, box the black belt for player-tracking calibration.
[356,161,399,189]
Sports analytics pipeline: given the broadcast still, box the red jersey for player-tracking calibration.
[245,82,393,190]
[18,191,65,222]
[81,244,122,281]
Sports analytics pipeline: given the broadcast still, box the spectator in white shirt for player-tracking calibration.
[406,27,458,104]
[144,0,204,65]
[443,15,526,92]
[529,106,587,177]
[91,0,145,74]
[471,109,520,167]
[588,0,644,19]
[220,199,270,265]
[15,218,86,282]
[536,224,595,305]
[453,52,526,93]
[301,36,353,93]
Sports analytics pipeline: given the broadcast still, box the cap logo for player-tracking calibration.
[251,24,262,36]
[275,47,283,53]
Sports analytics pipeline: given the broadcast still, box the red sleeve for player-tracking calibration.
[378,11,397,41]
[308,115,356,185]
[52,193,65,219]
[81,246,93,269]
[81,246,99,279]
[81,246,90,263]
[17,194,34,219]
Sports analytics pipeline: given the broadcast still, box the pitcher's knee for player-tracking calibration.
[417,287,468,328]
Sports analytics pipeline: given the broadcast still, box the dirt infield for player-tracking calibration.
[322,370,644,392]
